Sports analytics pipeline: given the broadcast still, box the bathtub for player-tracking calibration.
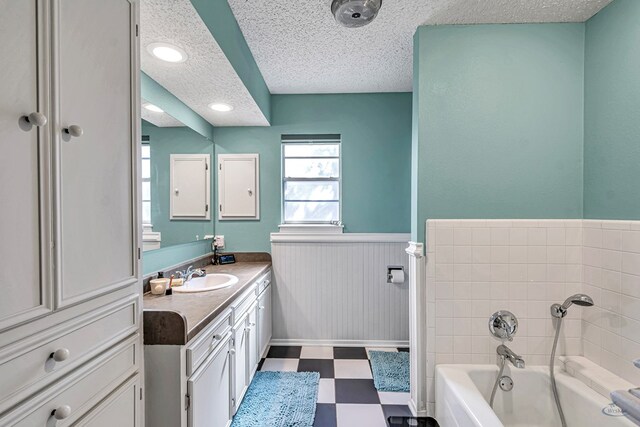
[435,364,635,427]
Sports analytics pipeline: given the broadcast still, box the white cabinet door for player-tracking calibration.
[248,303,258,381]
[0,0,51,330]
[258,285,272,359]
[56,0,137,307]
[218,154,259,220]
[188,336,232,427]
[170,154,210,219]
[232,313,249,411]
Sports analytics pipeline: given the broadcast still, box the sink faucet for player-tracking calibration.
[176,265,205,282]
[497,344,525,369]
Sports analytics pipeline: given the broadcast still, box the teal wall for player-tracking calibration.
[142,120,214,247]
[214,93,413,253]
[140,72,214,141]
[190,0,271,122]
[412,24,585,242]
[584,0,640,220]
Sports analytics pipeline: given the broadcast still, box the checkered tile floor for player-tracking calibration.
[256,346,411,427]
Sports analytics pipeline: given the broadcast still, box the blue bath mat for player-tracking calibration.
[231,371,320,427]
[369,351,410,392]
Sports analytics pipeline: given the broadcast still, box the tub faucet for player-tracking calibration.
[176,265,205,282]
[497,344,525,369]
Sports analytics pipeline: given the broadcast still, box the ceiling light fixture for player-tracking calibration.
[331,0,382,28]
[147,42,188,63]
[209,103,234,112]
[144,103,164,113]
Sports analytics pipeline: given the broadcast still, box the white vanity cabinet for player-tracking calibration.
[0,0,142,425]
[188,333,233,427]
[257,279,273,359]
[145,269,272,427]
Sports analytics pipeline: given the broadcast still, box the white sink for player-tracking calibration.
[172,273,239,293]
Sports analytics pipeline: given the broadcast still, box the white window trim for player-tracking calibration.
[281,138,342,226]
[141,143,152,226]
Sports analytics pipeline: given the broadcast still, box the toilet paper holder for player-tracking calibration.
[387,266,405,283]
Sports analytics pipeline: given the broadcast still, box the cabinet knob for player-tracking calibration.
[52,405,71,420]
[248,189,253,196]
[229,349,236,355]
[259,306,265,310]
[23,112,48,127]
[63,125,83,138]
[50,348,70,362]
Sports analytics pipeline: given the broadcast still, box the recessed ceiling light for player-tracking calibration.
[147,42,187,63]
[144,103,164,113]
[209,103,234,112]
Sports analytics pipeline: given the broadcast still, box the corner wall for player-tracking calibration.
[412,23,585,243]
[584,0,640,219]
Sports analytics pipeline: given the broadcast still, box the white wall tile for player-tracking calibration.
[425,218,640,407]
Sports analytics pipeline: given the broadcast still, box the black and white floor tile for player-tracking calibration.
[258,346,412,427]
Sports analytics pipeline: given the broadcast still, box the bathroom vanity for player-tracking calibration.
[143,261,272,427]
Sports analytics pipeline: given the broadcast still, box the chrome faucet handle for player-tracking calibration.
[175,271,185,278]
[489,311,518,341]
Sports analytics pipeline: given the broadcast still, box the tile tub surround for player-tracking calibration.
[424,219,640,411]
[143,260,271,344]
[581,220,640,385]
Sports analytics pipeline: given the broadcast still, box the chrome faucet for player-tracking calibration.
[497,344,525,369]
[176,265,205,282]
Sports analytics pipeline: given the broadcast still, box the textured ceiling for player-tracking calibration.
[140,0,269,126]
[141,98,185,127]
[228,0,612,94]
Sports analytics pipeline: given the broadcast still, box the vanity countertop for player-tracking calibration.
[143,261,271,345]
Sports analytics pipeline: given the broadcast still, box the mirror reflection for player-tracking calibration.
[141,99,214,252]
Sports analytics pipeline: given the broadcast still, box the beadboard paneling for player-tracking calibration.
[271,241,409,342]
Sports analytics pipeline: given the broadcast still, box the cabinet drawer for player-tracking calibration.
[186,308,232,376]
[74,374,141,427]
[231,284,257,325]
[0,335,138,426]
[257,270,271,295]
[0,296,138,413]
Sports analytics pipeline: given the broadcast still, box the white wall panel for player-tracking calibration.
[271,240,409,343]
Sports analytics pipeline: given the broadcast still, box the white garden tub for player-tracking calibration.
[435,364,635,427]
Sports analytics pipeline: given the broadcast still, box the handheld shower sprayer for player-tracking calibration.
[549,294,594,427]
[550,293,594,318]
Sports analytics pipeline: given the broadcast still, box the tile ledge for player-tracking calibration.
[560,356,635,399]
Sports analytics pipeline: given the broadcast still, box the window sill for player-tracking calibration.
[277,224,344,234]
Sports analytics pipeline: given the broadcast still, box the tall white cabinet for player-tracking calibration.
[0,0,142,425]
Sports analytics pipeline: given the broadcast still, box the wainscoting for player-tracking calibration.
[270,234,410,345]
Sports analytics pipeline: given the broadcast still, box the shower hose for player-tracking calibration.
[490,354,507,408]
[550,316,567,427]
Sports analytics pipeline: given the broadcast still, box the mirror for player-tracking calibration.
[141,99,214,252]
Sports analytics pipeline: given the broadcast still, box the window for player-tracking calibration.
[282,135,341,224]
[141,142,152,225]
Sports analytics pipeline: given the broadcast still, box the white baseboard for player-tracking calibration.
[269,338,409,348]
